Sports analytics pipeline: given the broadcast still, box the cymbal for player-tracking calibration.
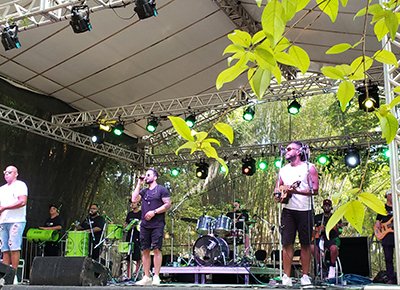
[180,217,197,223]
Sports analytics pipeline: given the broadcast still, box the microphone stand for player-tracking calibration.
[87,216,96,258]
[275,145,285,279]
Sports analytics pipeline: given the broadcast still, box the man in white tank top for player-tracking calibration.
[274,141,319,286]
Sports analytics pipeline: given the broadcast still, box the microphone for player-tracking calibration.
[279,145,286,154]
[103,213,113,223]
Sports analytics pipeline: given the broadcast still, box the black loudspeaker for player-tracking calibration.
[0,262,16,285]
[30,257,108,286]
[339,237,370,277]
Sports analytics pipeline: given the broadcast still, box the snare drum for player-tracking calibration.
[65,231,89,257]
[107,224,123,240]
[193,235,229,266]
[196,216,215,235]
[214,215,232,236]
[27,228,59,242]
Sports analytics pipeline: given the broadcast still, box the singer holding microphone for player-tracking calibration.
[274,141,319,287]
[132,168,171,286]
[77,203,105,261]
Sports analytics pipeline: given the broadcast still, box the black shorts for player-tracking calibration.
[140,226,164,251]
[281,208,312,246]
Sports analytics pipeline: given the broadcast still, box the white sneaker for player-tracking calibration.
[13,275,18,285]
[328,266,336,279]
[282,274,293,286]
[135,275,152,285]
[301,274,312,286]
[152,275,161,285]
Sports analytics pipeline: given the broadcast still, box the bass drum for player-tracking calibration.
[193,235,229,266]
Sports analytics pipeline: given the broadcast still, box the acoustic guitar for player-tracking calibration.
[374,217,394,240]
[275,181,301,204]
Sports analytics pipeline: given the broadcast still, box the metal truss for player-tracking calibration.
[0,104,142,164]
[0,0,134,30]
[52,73,338,130]
[146,131,385,165]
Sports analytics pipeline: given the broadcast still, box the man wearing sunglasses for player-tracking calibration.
[274,142,319,286]
[0,165,28,272]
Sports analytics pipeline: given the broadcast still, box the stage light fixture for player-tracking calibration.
[195,160,209,179]
[243,106,255,121]
[91,128,104,144]
[185,114,196,128]
[146,118,158,133]
[112,122,125,136]
[219,164,227,173]
[99,123,112,132]
[257,159,268,171]
[357,84,379,112]
[70,5,92,34]
[316,154,330,166]
[242,155,256,176]
[382,147,390,159]
[288,99,301,115]
[134,0,158,20]
[1,24,21,51]
[344,147,360,168]
[274,158,282,169]
[170,167,180,177]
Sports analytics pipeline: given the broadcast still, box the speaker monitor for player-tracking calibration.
[339,237,371,277]
[0,262,16,285]
[30,257,108,286]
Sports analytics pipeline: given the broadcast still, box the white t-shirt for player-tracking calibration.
[0,180,28,223]
[279,162,314,211]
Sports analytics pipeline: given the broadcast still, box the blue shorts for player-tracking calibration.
[140,226,164,251]
[0,222,26,251]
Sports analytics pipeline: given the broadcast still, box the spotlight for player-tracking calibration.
[381,147,390,159]
[344,147,360,168]
[185,114,196,128]
[1,24,21,51]
[242,155,256,176]
[316,154,330,166]
[134,0,157,20]
[219,164,227,173]
[258,159,268,171]
[146,118,158,133]
[274,158,283,168]
[70,5,92,34]
[91,127,104,144]
[196,160,209,179]
[99,123,112,132]
[170,167,180,177]
[243,106,255,121]
[112,122,125,136]
[288,99,301,115]
[358,84,379,112]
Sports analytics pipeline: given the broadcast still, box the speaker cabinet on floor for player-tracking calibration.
[0,262,15,285]
[339,237,371,277]
[30,257,108,286]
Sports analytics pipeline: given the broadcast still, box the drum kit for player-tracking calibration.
[191,212,256,267]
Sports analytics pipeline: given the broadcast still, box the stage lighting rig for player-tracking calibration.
[1,24,21,51]
[344,147,360,168]
[185,114,196,128]
[134,0,158,20]
[196,159,209,179]
[287,91,301,115]
[91,127,104,144]
[243,106,255,121]
[112,122,125,136]
[357,83,379,112]
[146,117,159,133]
[242,155,256,176]
[70,5,92,34]
[170,167,180,177]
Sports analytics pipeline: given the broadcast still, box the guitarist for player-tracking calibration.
[274,141,319,287]
[311,199,343,279]
[375,191,395,284]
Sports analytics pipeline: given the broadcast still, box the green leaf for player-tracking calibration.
[202,145,219,159]
[282,0,297,21]
[203,138,221,146]
[272,65,282,84]
[326,43,352,54]
[321,66,345,80]
[296,0,310,12]
[194,131,208,142]
[175,141,196,155]
[374,49,399,67]
[288,45,310,74]
[378,112,399,143]
[274,37,291,52]
[168,116,195,141]
[336,64,353,76]
[216,57,248,90]
[354,7,366,19]
[393,86,400,94]
[223,44,245,55]
[385,11,398,40]
[254,47,276,69]
[228,30,252,48]
[249,67,272,99]
[358,192,387,215]
[340,0,348,7]
[343,200,365,234]
[214,122,234,144]
[377,104,391,117]
[252,31,266,46]
[275,52,295,66]
[374,18,389,41]
[350,56,373,80]
[261,0,286,45]
[316,0,339,22]
[337,80,355,112]
[389,95,400,109]
[326,202,349,239]
[216,157,229,177]
[255,0,263,7]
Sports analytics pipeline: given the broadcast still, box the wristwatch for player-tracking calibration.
[153,209,157,215]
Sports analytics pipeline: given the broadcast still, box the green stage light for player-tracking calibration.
[274,159,282,168]
[185,114,196,128]
[258,160,268,171]
[243,106,255,121]
[146,118,158,133]
[170,167,180,177]
[112,123,124,136]
[382,148,390,159]
[219,164,227,173]
[317,154,330,166]
[288,99,301,115]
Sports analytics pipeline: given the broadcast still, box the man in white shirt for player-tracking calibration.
[0,165,28,270]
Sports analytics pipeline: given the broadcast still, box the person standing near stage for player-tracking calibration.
[0,165,28,270]
[77,203,105,262]
[39,204,63,256]
[375,190,396,284]
[274,142,319,286]
[124,200,142,278]
[132,168,171,286]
